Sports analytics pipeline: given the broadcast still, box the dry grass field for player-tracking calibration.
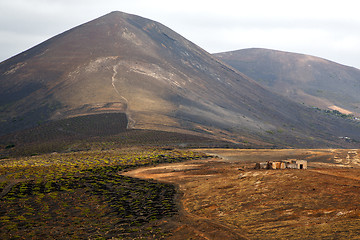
[2,147,359,239]
[126,149,360,239]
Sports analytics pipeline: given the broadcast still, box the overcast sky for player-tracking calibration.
[1,0,360,68]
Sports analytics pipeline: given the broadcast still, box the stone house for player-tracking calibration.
[255,160,307,170]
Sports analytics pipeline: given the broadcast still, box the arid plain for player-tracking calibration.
[125,148,360,239]
[1,10,360,240]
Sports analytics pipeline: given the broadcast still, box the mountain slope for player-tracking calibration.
[1,12,359,147]
[214,48,360,117]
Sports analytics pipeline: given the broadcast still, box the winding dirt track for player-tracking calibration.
[111,64,136,128]
[124,149,360,239]
[123,158,249,239]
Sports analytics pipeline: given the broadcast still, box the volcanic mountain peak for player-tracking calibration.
[1,12,360,147]
[0,12,250,135]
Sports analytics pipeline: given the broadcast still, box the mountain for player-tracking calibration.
[1,11,359,148]
[214,48,360,117]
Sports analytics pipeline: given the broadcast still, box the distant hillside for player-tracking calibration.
[1,12,360,148]
[214,48,360,117]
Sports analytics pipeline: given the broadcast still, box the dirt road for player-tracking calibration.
[124,149,360,239]
[124,158,249,239]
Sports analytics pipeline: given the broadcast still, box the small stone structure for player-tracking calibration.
[255,159,307,170]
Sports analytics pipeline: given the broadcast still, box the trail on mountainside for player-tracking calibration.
[112,65,136,128]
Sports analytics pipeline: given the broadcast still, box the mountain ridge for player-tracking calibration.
[1,11,359,148]
[214,48,360,117]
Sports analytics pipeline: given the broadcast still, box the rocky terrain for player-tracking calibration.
[1,12,360,148]
[1,10,360,240]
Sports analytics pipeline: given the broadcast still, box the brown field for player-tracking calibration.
[125,149,360,239]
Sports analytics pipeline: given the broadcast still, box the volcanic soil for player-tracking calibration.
[124,149,360,239]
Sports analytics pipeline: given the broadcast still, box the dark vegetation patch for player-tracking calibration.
[0,102,61,138]
[0,113,230,158]
[313,107,359,121]
[0,149,208,239]
[1,113,128,144]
